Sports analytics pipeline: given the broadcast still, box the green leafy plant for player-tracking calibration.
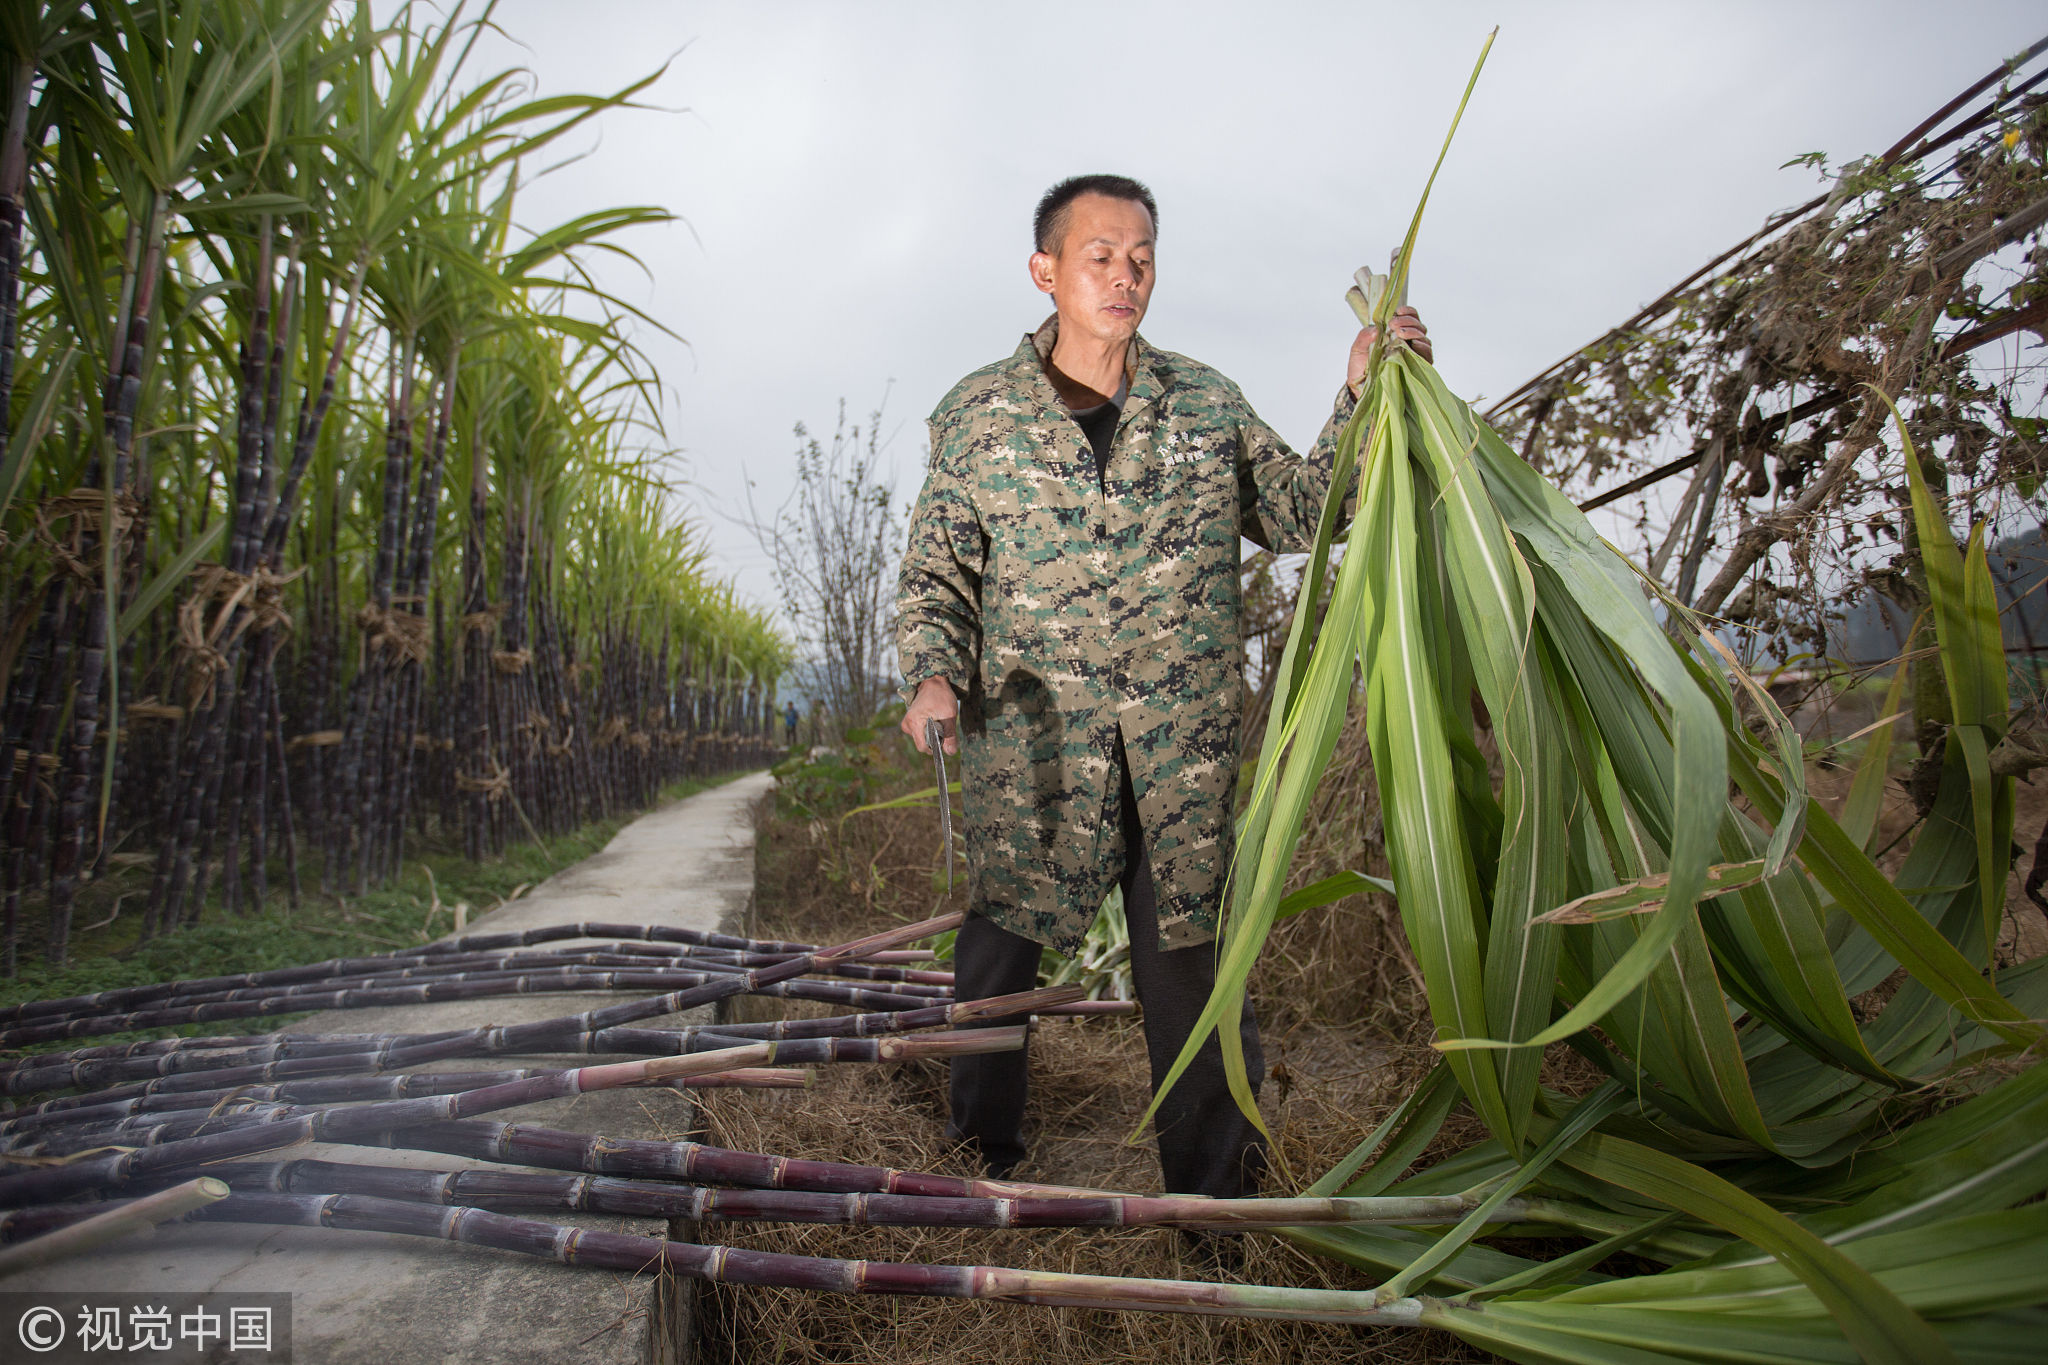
[1140,30,2048,1363]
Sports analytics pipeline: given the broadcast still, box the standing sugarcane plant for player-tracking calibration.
[0,1,790,966]
[33,0,317,960]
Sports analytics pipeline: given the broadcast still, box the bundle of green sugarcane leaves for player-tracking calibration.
[1142,30,2048,1365]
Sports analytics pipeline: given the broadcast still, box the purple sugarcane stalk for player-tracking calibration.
[0,970,947,1047]
[4,1031,1026,1156]
[0,1065,812,1137]
[9,954,951,1026]
[0,911,962,1049]
[51,1158,1488,1233]
[1,986,1080,1107]
[209,217,280,920]
[0,1043,781,1207]
[47,192,167,962]
[0,1191,1433,1326]
[381,1118,1131,1201]
[361,911,966,1065]
[3,981,1055,1075]
[388,918,820,958]
[0,941,949,1027]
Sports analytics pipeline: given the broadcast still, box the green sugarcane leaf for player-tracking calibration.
[1520,605,1782,1145]
[1879,385,2005,733]
[1282,1222,1546,1294]
[1876,383,2012,957]
[1554,1131,1959,1364]
[1459,426,1726,1056]
[1654,646,1891,1084]
[1831,739,1982,996]
[1404,357,1570,1137]
[1305,1063,1457,1196]
[1558,1205,2048,1322]
[1276,869,1397,919]
[1954,719,2003,960]
[1462,1211,1687,1301]
[177,191,310,220]
[1438,1300,1866,1365]
[1441,596,1775,1147]
[1692,627,1807,875]
[1207,471,1378,1122]
[1731,748,2036,1044]
[1139,389,1380,1141]
[1790,1061,2048,1240]
[1381,1083,1627,1301]
[1961,528,2012,958]
[1707,852,1890,1090]
[1841,635,1916,852]
[0,345,83,525]
[1380,28,1496,324]
[116,512,227,647]
[1360,364,1512,1140]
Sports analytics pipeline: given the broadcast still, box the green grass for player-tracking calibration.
[0,770,755,1045]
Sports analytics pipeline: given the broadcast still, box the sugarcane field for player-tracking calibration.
[4,2,2048,1363]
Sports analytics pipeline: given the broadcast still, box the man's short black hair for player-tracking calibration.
[1033,174,1158,254]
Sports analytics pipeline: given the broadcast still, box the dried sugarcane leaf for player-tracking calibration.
[1537,861,1770,925]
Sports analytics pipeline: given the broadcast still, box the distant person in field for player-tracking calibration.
[784,700,799,746]
[896,173,1430,1194]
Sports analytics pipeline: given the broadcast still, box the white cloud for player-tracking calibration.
[430,0,2046,614]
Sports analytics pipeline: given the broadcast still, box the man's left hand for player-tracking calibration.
[1347,305,1431,394]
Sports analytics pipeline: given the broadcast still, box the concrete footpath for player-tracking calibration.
[9,771,776,1364]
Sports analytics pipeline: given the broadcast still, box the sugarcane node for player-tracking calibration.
[948,984,1086,1021]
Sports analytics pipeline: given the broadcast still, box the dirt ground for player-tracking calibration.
[687,790,1493,1365]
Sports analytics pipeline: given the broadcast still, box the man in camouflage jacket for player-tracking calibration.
[897,174,1429,1195]
[900,319,1360,954]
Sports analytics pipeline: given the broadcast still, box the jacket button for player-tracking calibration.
[1109,596,1126,610]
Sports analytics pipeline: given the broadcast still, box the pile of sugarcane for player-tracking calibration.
[0,910,1486,1326]
[0,2,796,973]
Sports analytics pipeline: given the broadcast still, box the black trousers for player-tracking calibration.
[946,744,1267,1197]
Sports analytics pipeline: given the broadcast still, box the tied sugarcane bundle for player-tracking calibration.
[1139,27,2048,1365]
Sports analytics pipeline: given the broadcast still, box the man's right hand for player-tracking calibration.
[902,676,959,755]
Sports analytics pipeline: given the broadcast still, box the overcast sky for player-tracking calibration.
[446,1,2045,619]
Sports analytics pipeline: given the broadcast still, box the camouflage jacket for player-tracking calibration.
[897,316,1356,955]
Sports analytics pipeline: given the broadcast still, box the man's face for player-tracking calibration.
[1029,193,1156,348]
